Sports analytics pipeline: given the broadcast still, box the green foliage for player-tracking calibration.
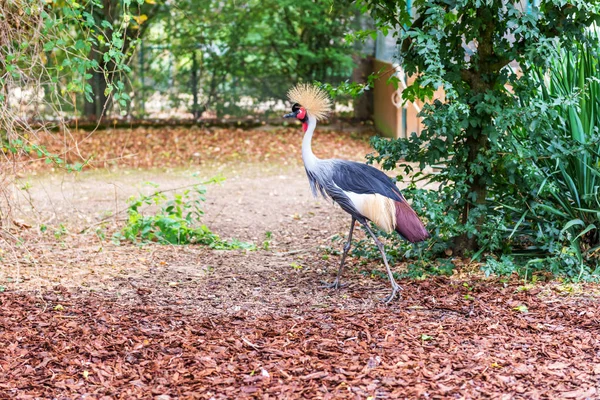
[289,262,303,270]
[319,79,373,101]
[54,223,68,240]
[359,0,600,267]
[482,255,529,278]
[4,0,359,119]
[484,34,600,280]
[443,36,600,281]
[137,0,359,117]
[524,43,600,241]
[1,139,85,171]
[114,181,255,250]
[262,231,273,251]
[48,0,162,117]
[1,0,146,119]
[359,258,453,282]
[513,304,529,313]
[95,226,107,241]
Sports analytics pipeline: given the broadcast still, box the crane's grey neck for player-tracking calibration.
[302,115,319,169]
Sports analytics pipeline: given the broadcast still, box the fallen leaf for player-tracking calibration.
[562,387,596,399]
[300,371,328,380]
[548,362,570,370]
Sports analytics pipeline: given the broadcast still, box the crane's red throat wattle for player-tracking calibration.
[297,107,308,132]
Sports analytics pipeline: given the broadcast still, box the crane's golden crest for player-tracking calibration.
[287,83,332,121]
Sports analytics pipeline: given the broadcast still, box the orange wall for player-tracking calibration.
[372,59,444,139]
[373,59,399,138]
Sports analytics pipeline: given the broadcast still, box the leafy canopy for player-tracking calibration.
[139,0,360,116]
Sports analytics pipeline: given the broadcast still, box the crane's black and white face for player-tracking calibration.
[283,103,308,131]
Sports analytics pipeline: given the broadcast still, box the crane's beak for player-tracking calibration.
[283,110,299,119]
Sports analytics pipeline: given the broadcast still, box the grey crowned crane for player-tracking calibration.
[283,84,430,303]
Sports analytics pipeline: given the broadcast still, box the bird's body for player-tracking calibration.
[284,84,429,302]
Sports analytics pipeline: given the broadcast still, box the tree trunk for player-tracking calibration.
[452,6,500,257]
[191,51,200,119]
[452,67,493,256]
[453,128,490,256]
[83,0,160,120]
[352,55,373,120]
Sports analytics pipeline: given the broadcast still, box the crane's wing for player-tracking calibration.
[330,160,403,202]
[330,160,429,243]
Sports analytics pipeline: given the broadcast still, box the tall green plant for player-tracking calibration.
[505,37,600,278]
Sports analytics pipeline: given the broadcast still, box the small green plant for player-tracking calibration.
[403,259,455,279]
[95,227,106,241]
[513,305,529,313]
[114,180,254,250]
[54,224,68,240]
[516,284,534,292]
[290,262,303,270]
[5,139,86,172]
[420,334,433,342]
[322,243,341,257]
[19,181,32,191]
[262,231,272,250]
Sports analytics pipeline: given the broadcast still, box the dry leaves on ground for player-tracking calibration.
[1,278,599,399]
[9,125,375,172]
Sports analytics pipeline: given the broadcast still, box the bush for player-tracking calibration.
[354,0,599,280]
[361,34,600,281]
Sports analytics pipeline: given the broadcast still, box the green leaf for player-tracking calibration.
[43,41,55,51]
[513,305,528,313]
[74,39,86,50]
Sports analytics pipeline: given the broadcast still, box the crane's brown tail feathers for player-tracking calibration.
[394,200,430,243]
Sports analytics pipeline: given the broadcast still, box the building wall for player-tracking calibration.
[372,59,398,138]
[372,58,444,139]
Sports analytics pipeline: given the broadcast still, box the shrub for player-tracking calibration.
[114,180,254,250]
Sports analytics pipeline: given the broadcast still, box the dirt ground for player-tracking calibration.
[1,126,599,399]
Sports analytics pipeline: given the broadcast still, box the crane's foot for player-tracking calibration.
[381,283,402,304]
[321,279,346,289]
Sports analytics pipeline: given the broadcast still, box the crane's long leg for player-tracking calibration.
[322,217,356,289]
[361,221,402,304]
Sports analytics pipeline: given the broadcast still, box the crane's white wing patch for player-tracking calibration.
[344,191,397,233]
